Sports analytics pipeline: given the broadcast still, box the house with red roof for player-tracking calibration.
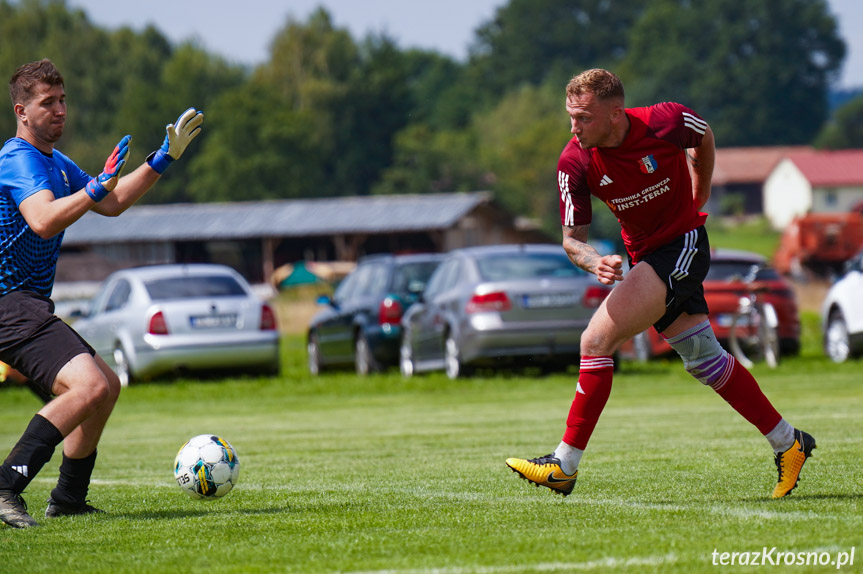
[763,149,863,229]
[712,146,811,214]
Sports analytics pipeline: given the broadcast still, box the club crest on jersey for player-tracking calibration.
[638,154,657,174]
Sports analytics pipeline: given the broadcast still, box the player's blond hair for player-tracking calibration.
[566,69,624,102]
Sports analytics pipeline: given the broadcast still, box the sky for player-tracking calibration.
[67,0,863,89]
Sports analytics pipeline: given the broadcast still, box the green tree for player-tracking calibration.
[814,94,863,149]
[325,35,415,196]
[620,0,845,146]
[188,81,327,202]
[373,123,490,196]
[132,44,246,203]
[400,49,470,130]
[258,8,357,112]
[247,9,417,199]
[468,0,645,95]
[472,83,569,229]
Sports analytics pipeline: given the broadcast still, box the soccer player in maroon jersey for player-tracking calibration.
[506,68,815,499]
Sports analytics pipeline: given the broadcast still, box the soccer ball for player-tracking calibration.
[173,434,240,500]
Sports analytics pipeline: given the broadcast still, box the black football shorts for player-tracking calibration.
[0,290,95,398]
[634,225,711,333]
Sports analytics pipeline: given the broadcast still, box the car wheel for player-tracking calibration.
[780,338,800,357]
[632,331,651,362]
[260,355,281,377]
[307,332,323,376]
[355,334,379,376]
[444,334,471,379]
[825,310,850,363]
[113,345,133,387]
[399,330,415,378]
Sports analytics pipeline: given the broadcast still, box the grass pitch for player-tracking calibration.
[0,331,860,573]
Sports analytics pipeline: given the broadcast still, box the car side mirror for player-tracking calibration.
[317,294,336,308]
[406,280,426,303]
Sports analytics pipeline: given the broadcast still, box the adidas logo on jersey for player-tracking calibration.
[12,465,28,477]
[599,175,613,186]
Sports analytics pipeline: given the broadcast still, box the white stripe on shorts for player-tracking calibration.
[671,229,699,280]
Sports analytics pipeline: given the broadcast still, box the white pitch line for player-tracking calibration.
[347,553,678,574]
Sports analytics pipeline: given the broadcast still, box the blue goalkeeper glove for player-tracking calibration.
[85,135,131,202]
[146,107,204,174]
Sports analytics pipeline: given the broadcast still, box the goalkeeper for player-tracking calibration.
[0,59,204,528]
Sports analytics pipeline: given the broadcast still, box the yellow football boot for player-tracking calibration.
[772,429,816,499]
[506,454,577,496]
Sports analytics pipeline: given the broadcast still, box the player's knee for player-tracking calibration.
[579,327,614,357]
[665,320,732,387]
[101,367,122,403]
[83,376,112,407]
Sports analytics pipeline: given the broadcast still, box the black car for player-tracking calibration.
[307,253,444,375]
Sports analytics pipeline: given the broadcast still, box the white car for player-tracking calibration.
[73,264,280,384]
[821,249,863,362]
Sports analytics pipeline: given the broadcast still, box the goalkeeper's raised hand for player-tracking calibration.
[147,107,204,174]
[85,135,131,202]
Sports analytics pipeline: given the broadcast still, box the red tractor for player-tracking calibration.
[774,211,863,278]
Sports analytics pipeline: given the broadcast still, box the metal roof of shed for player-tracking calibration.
[64,192,492,245]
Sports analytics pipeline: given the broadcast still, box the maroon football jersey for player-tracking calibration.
[558,102,709,262]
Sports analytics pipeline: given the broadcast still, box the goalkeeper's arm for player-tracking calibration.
[93,107,204,217]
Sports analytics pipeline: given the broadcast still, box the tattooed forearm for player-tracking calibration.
[561,224,602,274]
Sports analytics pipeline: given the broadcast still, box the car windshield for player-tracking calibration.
[476,252,584,281]
[144,275,247,300]
[705,261,780,281]
[392,261,441,294]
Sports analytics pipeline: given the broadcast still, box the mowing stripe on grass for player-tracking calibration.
[36,478,829,522]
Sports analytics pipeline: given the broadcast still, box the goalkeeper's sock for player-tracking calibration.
[51,450,97,506]
[0,414,64,492]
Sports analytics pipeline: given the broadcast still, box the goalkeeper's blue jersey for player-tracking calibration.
[0,138,90,297]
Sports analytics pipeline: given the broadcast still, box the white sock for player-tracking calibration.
[553,441,583,475]
[764,418,795,453]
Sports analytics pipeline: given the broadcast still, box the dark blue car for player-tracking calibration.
[307,253,444,375]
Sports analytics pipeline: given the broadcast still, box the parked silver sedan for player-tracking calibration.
[73,264,280,384]
[399,244,611,378]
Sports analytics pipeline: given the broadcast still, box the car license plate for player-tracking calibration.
[522,293,578,309]
[716,313,734,328]
[190,313,237,328]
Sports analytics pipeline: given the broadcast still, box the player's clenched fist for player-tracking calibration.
[146,107,204,174]
[595,254,623,285]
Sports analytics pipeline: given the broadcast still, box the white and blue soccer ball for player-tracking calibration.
[173,434,240,500]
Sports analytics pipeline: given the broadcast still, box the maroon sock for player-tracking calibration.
[562,356,614,450]
[714,358,782,434]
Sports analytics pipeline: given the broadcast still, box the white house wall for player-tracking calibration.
[810,186,863,213]
[764,159,812,230]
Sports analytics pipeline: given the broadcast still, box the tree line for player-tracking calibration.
[1,0,859,236]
